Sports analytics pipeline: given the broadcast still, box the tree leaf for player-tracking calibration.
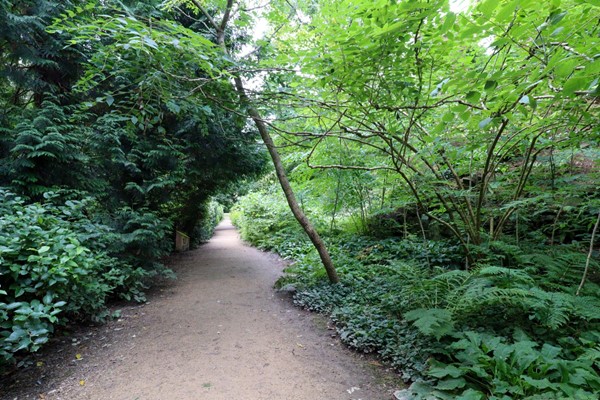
[479,117,493,129]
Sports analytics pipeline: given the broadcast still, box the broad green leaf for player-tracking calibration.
[456,389,486,400]
[479,117,493,128]
[563,76,589,95]
[428,360,463,378]
[436,377,467,390]
[484,80,497,91]
[478,0,499,17]
[43,293,53,305]
[555,59,578,78]
[441,12,456,33]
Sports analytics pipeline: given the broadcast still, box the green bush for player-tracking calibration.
[0,189,150,367]
[231,189,308,250]
[403,330,600,400]
[191,199,224,245]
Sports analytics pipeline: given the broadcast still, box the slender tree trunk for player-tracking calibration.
[234,78,339,283]
[330,171,342,233]
[576,211,600,296]
[190,0,339,283]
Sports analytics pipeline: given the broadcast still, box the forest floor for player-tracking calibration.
[1,217,401,400]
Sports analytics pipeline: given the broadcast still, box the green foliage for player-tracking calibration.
[415,330,600,399]
[404,309,454,341]
[0,0,83,108]
[1,0,598,394]
[269,0,600,254]
[3,102,89,198]
[233,180,600,395]
[231,187,311,253]
[0,188,148,366]
[0,0,266,372]
[190,200,224,245]
[292,281,436,381]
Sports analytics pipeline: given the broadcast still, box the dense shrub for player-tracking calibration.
[191,200,224,245]
[231,189,308,251]
[0,189,151,367]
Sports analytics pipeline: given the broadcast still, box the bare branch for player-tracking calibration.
[189,0,219,31]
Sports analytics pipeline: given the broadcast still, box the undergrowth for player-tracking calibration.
[231,190,600,399]
[0,189,224,370]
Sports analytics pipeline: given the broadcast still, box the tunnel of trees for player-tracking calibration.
[1,0,599,398]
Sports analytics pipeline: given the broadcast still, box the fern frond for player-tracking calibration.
[526,288,575,329]
[476,265,536,286]
[573,296,600,322]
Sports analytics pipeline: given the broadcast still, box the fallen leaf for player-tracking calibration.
[296,343,304,348]
[36,361,44,367]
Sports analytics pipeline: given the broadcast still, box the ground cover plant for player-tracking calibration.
[232,181,600,398]
[227,0,599,396]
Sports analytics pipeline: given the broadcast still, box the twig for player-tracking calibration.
[576,211,600,296]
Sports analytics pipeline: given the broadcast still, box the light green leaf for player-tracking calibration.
[478,0,499,17]
[563,76,589,96]
[405,308,455,340]
[479,117,493,129]
[38,246,50,254]
[456,389,485,400]
[436,377,467,390]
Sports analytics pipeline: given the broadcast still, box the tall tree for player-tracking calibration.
[183,0,339,283]
[265,0,600,261]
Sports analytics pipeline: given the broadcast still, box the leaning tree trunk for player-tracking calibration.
[233,77,339,284]
[191,0,339,283]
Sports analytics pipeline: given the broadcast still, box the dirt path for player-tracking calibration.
[2,218,400,400]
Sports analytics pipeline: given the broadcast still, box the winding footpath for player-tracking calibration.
[2,217,398,400]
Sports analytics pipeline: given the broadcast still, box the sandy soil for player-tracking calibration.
[1,218,401,400]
